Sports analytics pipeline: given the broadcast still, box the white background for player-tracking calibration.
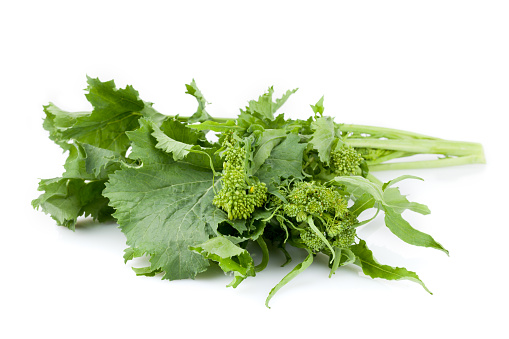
[1,1,508,338]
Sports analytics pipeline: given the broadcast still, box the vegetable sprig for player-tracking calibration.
[33,77,485,307]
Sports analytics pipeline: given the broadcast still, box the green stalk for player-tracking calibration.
[173,116,233,123]
[338,124,440,139]
[365,151,414,165]
[346,138,484,158]
[368,154,485,172]
[255,237,269,272]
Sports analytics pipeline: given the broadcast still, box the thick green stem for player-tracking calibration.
[365,151,414,165]
[366,173,383,186]
[368,155,485,171]
[346,138,484,158]
[338,124,440,139]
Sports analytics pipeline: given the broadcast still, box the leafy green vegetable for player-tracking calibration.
[33,77,485,307]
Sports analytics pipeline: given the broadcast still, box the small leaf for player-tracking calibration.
[383,187,430,215]
[310,96,324,116]
[244,87,298,121]
[185,79,213,123]
[333,176,384,201]
[256,133,307,186]
[351,240,432,294]
[152,123,194,161]
[32,178,112,230]
[310,116,336,165]
[265,250,313,308]
[190,235,255,287]
[382,175,424,191]
[384,207,448,255]
[307,215,335,262]
[329,248,356,277]
[250,129,287,174]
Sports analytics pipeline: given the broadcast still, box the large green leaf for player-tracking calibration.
[104,162,226,280]
[104,114,233,280]
[351,240,431,294]
[59,77,163,154]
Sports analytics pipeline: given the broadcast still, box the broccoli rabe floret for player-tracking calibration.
[331,144,364,176]
[300,228,324,252]
[326,217,356,248]
[213,134,267,219]
[283,181,348,219]
[274,180,357,253]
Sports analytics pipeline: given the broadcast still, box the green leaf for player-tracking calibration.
[382,175,424,191]
[103,162,228,280]
[42,103,90,150]
[349,193,376,217]
[250,129,287,175]
[329,248,356,277]
[237,110,267,131]
[123,246,147,263]
[256,133,307,186]
[152,123,195,161]
[188,119,244,133]
[310,116,336,165]
[32,178,112,230]
[185,79,213,123]
[310,96,324,117]
[307,215,335,262]
[59,77,154,154]
[333,176,384,201]
[384,207,448,255]
[265,249,313,308]
[126,118,175,165]
[63,142,122,180]
[383,187,430,215]
[350,240,432,294]
[243,87,298,121]
[190,235,255,287]
[132,266,163,277]
[130,118,222,171]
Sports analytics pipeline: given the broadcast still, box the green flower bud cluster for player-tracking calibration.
[300,228,324,252]
[283,181,348,220]
[331,144,364,176]
[213,136,267,220]
[332,226,356,248]
[326,216,357,248]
